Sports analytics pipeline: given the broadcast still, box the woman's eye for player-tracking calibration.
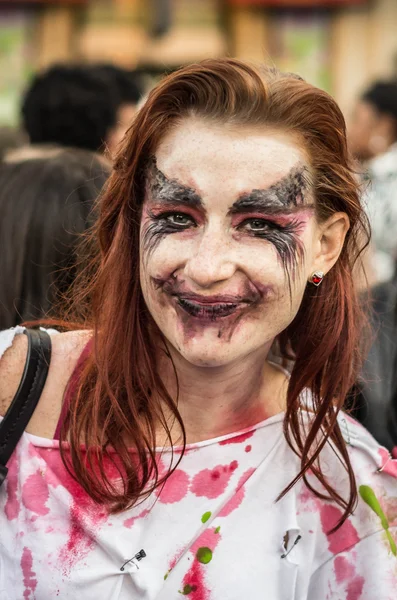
[244,219,272,232]
[165,213,193,226]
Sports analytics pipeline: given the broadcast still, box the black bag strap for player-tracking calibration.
[0,329,52,487]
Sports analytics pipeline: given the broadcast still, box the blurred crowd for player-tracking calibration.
[1,62,397,452]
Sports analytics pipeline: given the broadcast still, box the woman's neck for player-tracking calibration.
[156,344,288,445]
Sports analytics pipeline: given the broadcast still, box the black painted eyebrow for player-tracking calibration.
[146,158,203,209]
[229,165,310,215]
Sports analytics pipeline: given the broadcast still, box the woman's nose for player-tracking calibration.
[183,231,237,288]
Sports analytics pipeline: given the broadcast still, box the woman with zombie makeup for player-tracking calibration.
[0,59,396,599]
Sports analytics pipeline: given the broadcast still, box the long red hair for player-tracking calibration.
[60,59,370,527]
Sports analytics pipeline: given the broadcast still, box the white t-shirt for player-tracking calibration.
[1,327,397,600]
[363,143,397,282]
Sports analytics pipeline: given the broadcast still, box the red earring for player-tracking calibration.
[310,271,324,286]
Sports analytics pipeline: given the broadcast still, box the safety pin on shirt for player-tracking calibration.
[120,549,147,571]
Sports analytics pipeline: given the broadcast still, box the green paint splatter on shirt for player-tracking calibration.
[359,485,397,556]
[215,526,221,534]
[180,584,193,595]
[201,511,211,524]
[196,547,213,564]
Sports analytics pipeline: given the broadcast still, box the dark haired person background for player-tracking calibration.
[21,64,144,158]
[348,81,397,451]
[349,80,397,283]
[0,147,110,329]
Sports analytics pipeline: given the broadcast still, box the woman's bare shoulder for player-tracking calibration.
[0,329,92,437]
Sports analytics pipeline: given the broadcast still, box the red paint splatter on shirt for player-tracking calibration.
[182,560,208,600]
[35,448,108,574]
[378,448,397,478]
[219,431,254,445]
[334,555,355,584]
[158,469,190,504]
[245,445,252,453]
[346,575,365,600]
[21,547,37,600]
[181,528,222,599]
[332,555,364,600]
[190,527,222,556]
[22,469,50,516]
[191,461,238,499]
[218,468,255,517]
[4,451,20,520]
[168,547,184,572]
[320,505,360,554]
[123,507,151,529]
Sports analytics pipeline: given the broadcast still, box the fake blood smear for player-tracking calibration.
[219,430,255,445]
[4,451,20,520]
[334,556,355,584]
[181,528,222,599]
[123,507,151,529]
[35,447,108,574]
[218,468,255,517]
[320,505,360,554]
[21,547,37,600]
[21,469,50,516]
[158,469,190,504]
[346,575,365,600]
[191,461,238,499]
[334,556,364,600]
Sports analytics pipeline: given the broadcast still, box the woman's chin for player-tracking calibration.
[170,335,244,368]
[177,349,235,368]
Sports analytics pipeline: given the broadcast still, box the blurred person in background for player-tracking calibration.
[348,82,397,449]
[0,126,26,162]
[0,147,110,329]
[21,64,144,158]
[349,80,397,283]
[90,64,144,155]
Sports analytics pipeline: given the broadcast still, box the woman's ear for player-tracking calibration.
[310,212,350,277]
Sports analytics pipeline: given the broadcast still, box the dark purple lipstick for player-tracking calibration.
[177,298,240,320]
[173,292,251,321]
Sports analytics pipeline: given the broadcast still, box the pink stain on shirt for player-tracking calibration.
[124,507,151,529]
[218,468,255,517]
[219,431,254,445]
[378,447,397,478]
[346,575,365,600]
[334,555,364,600]
[190,527,222,556]
[334,555,355,584]
[181,528,222,599]
[22,469,50,516]
[158,469,190,504]
[191,461,238,499]
[320,505,360,554]
[21,547,37,600]
[35,448,108,573]
[4,451,20,520]
[181,560,209,600]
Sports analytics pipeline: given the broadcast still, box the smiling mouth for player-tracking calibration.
[176,297,247,320]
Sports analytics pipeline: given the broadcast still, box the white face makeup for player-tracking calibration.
[139,118,320,367]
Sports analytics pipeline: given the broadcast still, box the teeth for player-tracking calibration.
[177,298,239,319]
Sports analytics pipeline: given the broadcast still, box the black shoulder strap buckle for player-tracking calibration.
[0,329,52,487]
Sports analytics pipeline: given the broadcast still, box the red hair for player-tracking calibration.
[60,59,370,527]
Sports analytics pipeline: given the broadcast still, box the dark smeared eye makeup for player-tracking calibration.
[142,156,313,277]
[152,211,196,229]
